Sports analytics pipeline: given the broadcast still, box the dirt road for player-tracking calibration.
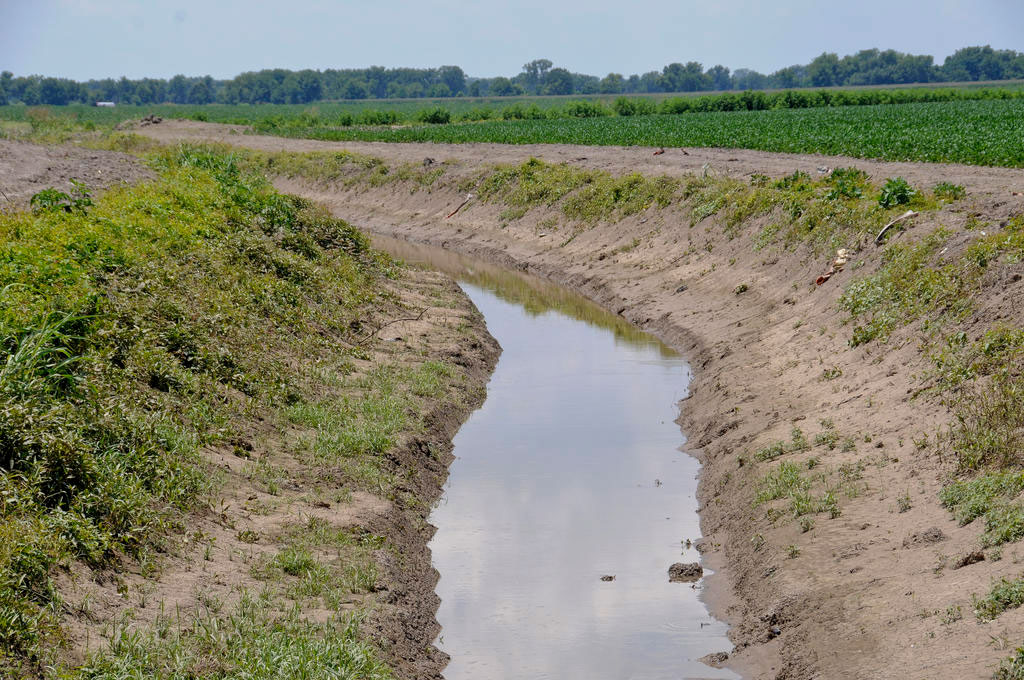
[135,121,1024,678]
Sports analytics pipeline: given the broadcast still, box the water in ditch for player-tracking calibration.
[375,237,736,680]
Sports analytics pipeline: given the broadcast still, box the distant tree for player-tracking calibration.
[1,71,12,104]
[706,64,732,90]
[21,80,41,105]
[638,71,663,93]
[438,65,466,95]
[662,62,710,92]
[575,73,600,94]
[732,68,768,90]
[428,83,452,98]
[521,58,553,94]
[807,52,840,87]
[771,65,806,88]
[467,80,482,96]
[490,76,520,96]
[600,73,624,94]
[543,67,574,95]
[343,80,368,99]
[941,45,1022,81]
[188,76,215,104]
[168,74,190,103]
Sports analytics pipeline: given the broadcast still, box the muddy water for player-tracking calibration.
[375,237,736,680]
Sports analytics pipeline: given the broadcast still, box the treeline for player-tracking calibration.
[3,46,1024,106]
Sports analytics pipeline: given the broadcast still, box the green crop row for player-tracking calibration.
[256,99,1024,168]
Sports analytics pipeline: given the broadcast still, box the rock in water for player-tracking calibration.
[668,562,703,582]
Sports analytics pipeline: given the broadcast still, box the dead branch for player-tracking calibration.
[874,210,918,245]
[446,194,473,219]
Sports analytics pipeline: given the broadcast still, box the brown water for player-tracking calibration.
[375,237,736,680]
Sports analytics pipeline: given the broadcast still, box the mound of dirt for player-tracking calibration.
[0,140,153,212]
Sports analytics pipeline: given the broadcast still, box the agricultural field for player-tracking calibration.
[4,88,1024,169]
[250,99,1024,168]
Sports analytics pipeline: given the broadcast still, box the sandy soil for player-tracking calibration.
[131,120,1024,680]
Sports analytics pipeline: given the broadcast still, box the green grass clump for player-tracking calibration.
[755,427,811,461]
[996,647,1024,680]
[755,462,840,518]
[0,143,391,670]
[940,472,1024,525]
[975,576,1024,620]
[843,216,1024,347]
[72,595,391,680]
[470,157,679,224]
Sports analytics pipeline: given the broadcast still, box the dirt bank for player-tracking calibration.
[0,139,153,211]
[135,120,1024,679]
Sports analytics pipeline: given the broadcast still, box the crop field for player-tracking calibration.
[3,92,1024,168]
[256,99,1024,168]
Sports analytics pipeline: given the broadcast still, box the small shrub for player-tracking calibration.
[878,176,917,208]
[416,106,452,125]
[933,182,966,201]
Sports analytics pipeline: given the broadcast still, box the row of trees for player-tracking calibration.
[3,46,1023,106]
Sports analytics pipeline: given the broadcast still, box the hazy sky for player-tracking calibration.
[1,0,1021,80]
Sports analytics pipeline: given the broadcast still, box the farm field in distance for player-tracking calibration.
[4,87,1024,168]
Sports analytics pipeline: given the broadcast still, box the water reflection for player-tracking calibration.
[373,235,677,359]
[373,236,736,680]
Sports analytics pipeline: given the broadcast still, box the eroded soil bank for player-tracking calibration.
[132,121,1024,680]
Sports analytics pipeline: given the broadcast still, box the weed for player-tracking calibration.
[940,604,963,625]
[878,177,918,208]
[786,544,801,559]
[975,576,1024,620]
[933,182,966,201]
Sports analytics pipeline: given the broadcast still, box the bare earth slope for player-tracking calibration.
[136,121,1024,680]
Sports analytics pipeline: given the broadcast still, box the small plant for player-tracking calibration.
[933,182,966,201]
[29,178,92,214]
[786,544,801,559]
[897,491,913,513]
[751,533,765,551]
[974,576,1024,620]
[940,604,962,625]
[878,176,917,208]
[799,517,815,533]
[733,283,748,294]
[821,366,843,381]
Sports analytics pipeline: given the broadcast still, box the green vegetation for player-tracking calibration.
[996,648,1024,680]
[234,99,1024,169]
[755,462,840,519]
[974,576,1024,620]
[0,143,444,674]
[5,45,1024,105]
[755,427,811,462]
[69,595,391,680]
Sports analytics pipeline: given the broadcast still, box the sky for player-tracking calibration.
[1,0,1021,81]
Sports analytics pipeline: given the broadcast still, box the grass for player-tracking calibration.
[0,143,424,673]
[974,576,1024,620]
[64,593,392,680]
[755,462,840,519]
